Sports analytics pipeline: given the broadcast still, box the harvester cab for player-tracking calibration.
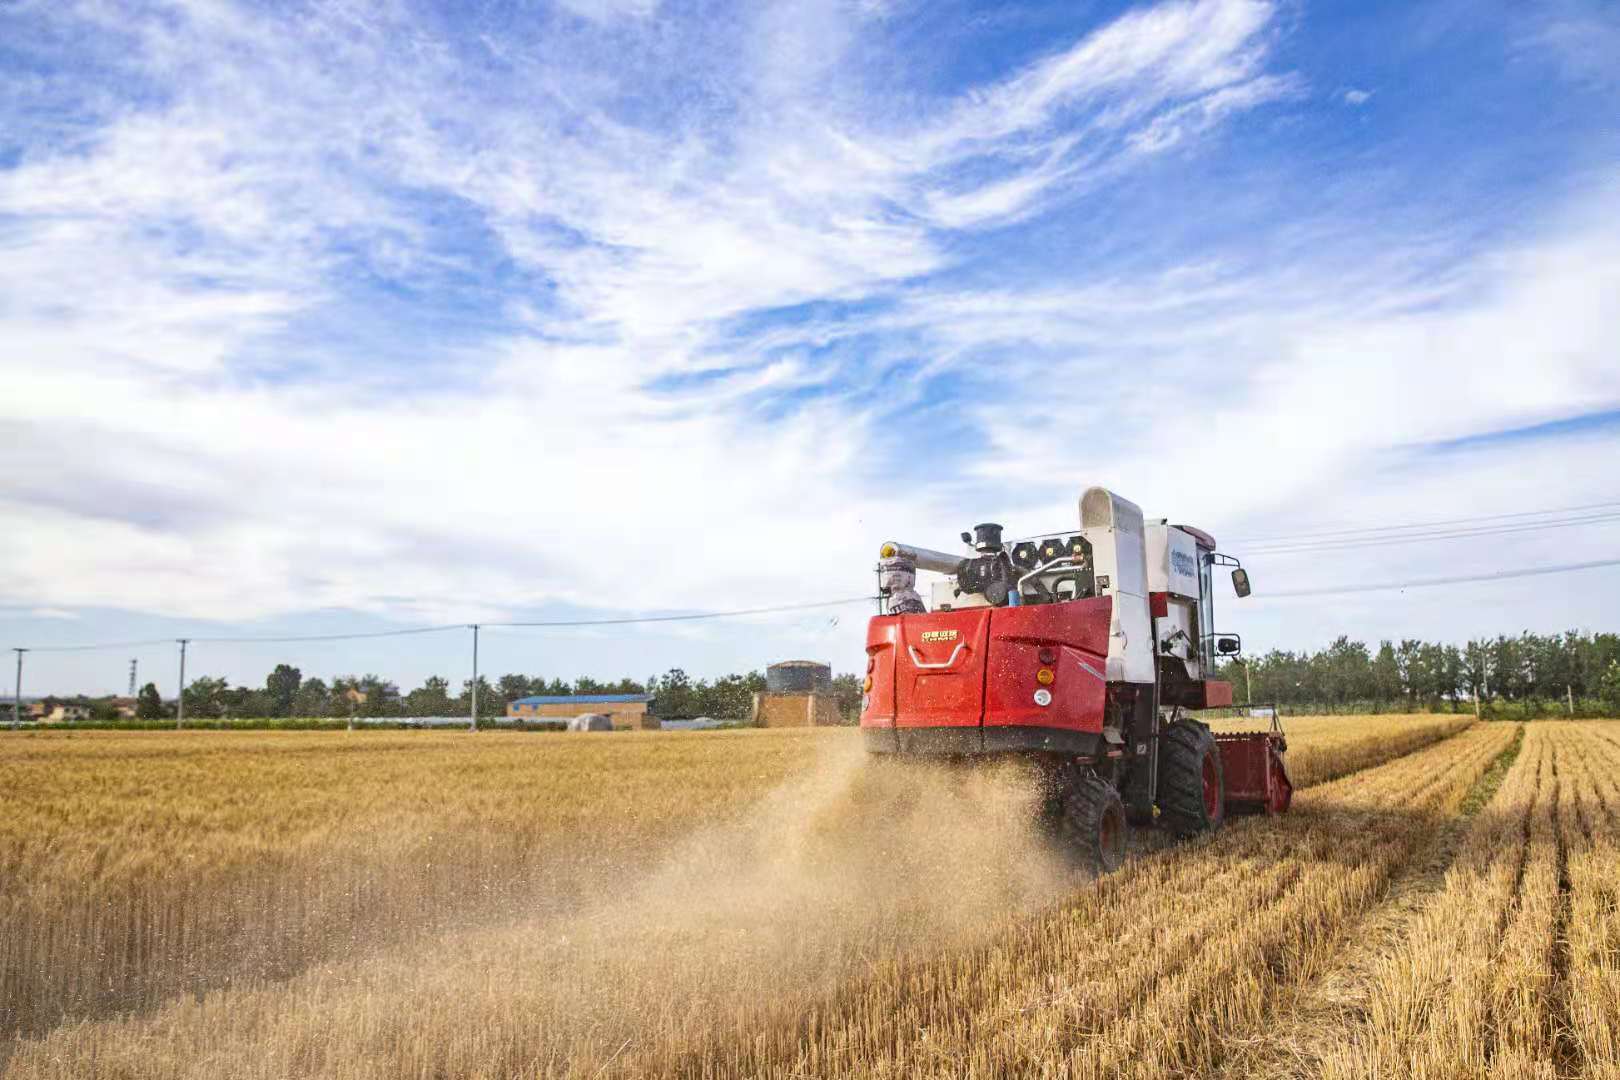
[861,486,1291,873]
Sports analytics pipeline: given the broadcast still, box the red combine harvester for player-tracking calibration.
[860,486,1291,871]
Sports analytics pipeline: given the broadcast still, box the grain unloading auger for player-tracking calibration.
[860,486,1291,872]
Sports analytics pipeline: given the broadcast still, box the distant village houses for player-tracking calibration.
[19,696,138,722]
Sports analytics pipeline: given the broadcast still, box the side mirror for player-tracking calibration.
[961,531,973,544]
[1231,568,1251,597]
[1216,635,1242,655]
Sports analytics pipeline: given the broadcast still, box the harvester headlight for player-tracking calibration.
[861,693,871,710]
[1036,667,1055,686]
[1039,539,1065,562]
[880,543,897,558]
[1033,688,1053,707]
[1011,542,1039,570]
[863,675,874,692]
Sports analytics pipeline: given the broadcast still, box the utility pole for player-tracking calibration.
[175,639,189,729]
[1244,660,1253,707]
[469,624,480,732]
[1568,684,1575,716]
[11,648,25,730]
[128,658,138,698]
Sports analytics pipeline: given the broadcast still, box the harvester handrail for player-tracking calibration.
[905,643,969,669]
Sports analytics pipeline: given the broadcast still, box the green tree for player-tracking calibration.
[265,664,302,717]
[830,672,863,721]
[136,682,166,720]
[496,674,532,709]
[1462,640,1490,708]
[454,676,501,719]
[1601,660,1620,712]
[650,668,698,717]
[699,671,766,718]
[1436,645,1464,708]
[1371,641,1401,707]
[182,676,230,719]
[293,677,330,717]
[1395,639,1425,707]
[404,676,455,716]
[225,686,273,718]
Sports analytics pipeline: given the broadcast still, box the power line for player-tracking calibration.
[486,596,875,628]
[23,637,183,654]
[194,625,464,645]
[1255,558,1620,598]
[1225,497,1620,545]
[12,597,879,652]
[1243,511,1620,556]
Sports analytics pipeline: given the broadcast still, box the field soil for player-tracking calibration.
[2,715,1615,1078]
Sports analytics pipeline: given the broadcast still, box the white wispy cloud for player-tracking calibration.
[1,0,1614,673]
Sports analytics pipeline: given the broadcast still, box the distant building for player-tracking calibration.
[507,694,652,730]
[751,661,842,727]
[110,697,137,719]
[46,702,92,722]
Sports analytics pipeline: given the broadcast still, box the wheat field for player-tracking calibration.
[2,714,1615,1077]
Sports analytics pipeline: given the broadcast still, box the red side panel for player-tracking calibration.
[889,608,994,729]
[1202,680,1234,707]
[984,597,1112,734]
[1148,592,1169,618]
[863,617,900,728]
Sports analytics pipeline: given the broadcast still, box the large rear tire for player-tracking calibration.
[1056,772,1128,874]
[1158,720,1226,836]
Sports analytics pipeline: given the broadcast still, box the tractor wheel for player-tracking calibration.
[1158,720,1225,836]
[1056,772,1128,874]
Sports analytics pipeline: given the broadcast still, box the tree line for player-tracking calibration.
[70,629,1620,724]
[129,666,863,721]
[1211,630,1620,715]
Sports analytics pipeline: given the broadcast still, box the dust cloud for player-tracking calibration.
[466,736,1081,1071]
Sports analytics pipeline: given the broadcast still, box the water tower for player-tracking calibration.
[750,660,842,727]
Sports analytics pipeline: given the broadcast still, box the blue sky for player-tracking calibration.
[2,0,1618,696]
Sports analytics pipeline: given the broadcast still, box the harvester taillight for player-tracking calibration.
[1036,667,1055,686]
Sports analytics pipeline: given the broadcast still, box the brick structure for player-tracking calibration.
[507,694,653,730]
[750,660,844,727]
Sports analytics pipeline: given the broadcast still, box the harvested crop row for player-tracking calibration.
[910,722,1516,1080]
[1563,727,1620,1079]
[1207,712,1473,788]
[775,724,1520,1080]
[1,716,1489,1078]
[1311,722,1620,1080]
